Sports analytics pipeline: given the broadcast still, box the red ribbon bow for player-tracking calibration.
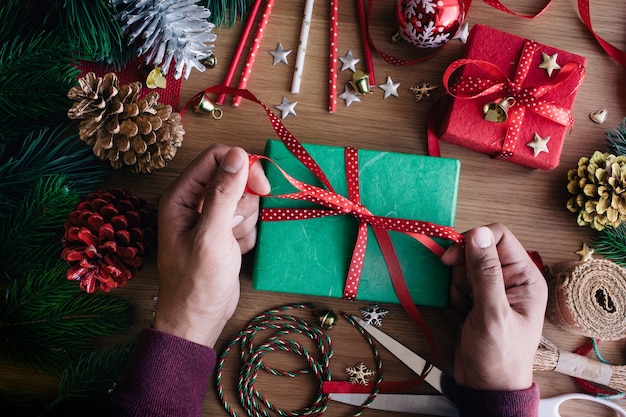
[442,39,586,160]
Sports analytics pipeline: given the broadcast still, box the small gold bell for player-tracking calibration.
[482,97,515,123]
[313,310,338,330]
[201,55,218,69]
[192,93,224,119]
[350,70,372,95]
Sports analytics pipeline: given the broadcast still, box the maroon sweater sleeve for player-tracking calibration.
[108,328,216,417]
[451,382,540,417]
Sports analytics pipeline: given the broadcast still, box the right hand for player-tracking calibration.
[441,224,548,391]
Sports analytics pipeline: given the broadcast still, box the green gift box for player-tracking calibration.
[252,139,460,307]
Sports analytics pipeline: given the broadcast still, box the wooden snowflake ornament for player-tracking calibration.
[346,362,376,385]
[410,81,437,102]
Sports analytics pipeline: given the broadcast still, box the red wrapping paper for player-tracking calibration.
[438,24,586,170]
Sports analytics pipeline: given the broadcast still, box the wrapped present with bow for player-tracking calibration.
[252,139,462,307]
[430,24,586,170]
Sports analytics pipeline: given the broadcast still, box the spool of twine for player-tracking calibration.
[546,259,626,340]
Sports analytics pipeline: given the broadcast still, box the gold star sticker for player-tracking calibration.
[527,132,550,157]
[576,243,594,262]
[539,52,561,77]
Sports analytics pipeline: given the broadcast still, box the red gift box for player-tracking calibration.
[435,24,586,170]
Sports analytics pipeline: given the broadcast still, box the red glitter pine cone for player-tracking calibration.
[61,188,156,293]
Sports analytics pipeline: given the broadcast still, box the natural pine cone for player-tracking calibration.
[61,188,157,293]
[566,151,626,230]
[67,72,184,174]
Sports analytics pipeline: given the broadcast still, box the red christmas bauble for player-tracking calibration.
[395,0,464,49]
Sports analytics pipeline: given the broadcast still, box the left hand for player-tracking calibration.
[154,144,270,347]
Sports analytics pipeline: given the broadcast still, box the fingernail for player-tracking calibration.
[222,149,245,173]
[231,215,244,227]
[473,227,494,249]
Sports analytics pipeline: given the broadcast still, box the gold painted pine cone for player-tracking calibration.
[67,72,184,174]
[566,151,626,230]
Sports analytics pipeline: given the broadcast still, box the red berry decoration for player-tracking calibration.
[395,0,464,49]
[61,188,156,293]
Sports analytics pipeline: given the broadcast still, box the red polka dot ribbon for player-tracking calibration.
[187,85,465,373]
[441,39,586,160]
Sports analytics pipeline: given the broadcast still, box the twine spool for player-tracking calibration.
[546,259,626,340]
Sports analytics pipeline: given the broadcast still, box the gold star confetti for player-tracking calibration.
[539,52,561,77]
[409,81,437,102]
[527,132,550,157]
[576,243,594,262]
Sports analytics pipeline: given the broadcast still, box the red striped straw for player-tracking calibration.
[356,0,375,85]
[329,0,339,113]
[232,0,275,107]
[216,0,264,105]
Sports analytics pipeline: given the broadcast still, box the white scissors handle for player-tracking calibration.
[538,393,626,417]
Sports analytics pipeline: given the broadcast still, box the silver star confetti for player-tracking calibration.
[339,85,361,107]
[538,52,561,77]
[378,76,400,99]
[360,303,389,327]
[338,50,361,72]
[269,42,292,65]
[527,132,550,157]
[275,96,298,119]
[346,362,376,385]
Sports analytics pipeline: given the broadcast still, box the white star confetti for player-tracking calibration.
[538,52,561,77]
[453,21,469,44]
[338,50,361,72]
[338,86,361,107]
[346,362,376,385]
[527,132,550,157]
[360,303,389,327]
[378,76,400,99]
[275,96,298,119]
[269,42,291,65]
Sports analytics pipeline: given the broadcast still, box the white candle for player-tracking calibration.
[291,0,315,94]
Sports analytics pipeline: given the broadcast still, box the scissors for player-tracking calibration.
[330,316,626,417]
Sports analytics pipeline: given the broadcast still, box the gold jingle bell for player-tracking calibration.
[482,97,515,123]
[192,93,224,120]
[200,55,218,69]
[350,70,372,95]
[313,310,338,330]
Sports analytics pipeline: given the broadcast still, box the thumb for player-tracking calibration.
[465,227,509,316]
[199,147,249,233]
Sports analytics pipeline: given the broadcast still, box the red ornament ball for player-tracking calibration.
[61,188,156,293]
[395,0,464,49]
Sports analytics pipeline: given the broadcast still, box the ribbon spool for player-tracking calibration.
[546,259,626,340]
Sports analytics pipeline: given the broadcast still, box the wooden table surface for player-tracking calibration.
[5,1,626,416]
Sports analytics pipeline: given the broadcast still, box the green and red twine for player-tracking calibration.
[216,303,384,417]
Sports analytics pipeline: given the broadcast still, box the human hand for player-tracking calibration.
[441,224,547,391]
[154,144,270,347]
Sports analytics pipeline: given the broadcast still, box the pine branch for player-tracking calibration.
[0,125,109,213]
[48,0,134,68]
[0,175,78,277]
[0,0,33,44]
[0,260,131,373]
[0,33,79,122]
[606,117,626,156]
[200,0,254,27]
[592,223,626,265]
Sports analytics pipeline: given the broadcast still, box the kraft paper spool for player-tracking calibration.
[546,259,626,340]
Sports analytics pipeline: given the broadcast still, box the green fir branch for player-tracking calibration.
[592,223,626,265]
[0,33,79,122]
[49,0,134,68]
[0,260,131,373]
[0,175,79,277]
[0,0,33,43]
[606,117,626,156]
[0,125,109,213]
[200,0,254,27]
